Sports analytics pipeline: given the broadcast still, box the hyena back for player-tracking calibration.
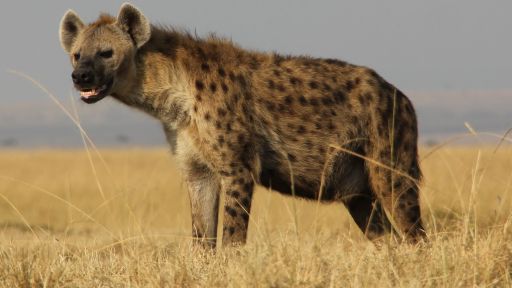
[60,3,426,247]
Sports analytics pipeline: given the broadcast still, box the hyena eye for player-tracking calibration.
[73,53,80,61]
[98,50,113,59]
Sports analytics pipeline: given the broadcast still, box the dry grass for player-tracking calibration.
[0,147,512,287]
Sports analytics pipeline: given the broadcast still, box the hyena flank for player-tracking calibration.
[60,3,426,247]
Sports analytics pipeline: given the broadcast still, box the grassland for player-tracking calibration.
[0,146,511,287]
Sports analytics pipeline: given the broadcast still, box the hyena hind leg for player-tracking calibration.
[341,192,394,241]
[367,156,426,242]
[329,151,393,241]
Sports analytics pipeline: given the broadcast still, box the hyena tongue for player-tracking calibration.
[80,89,98,98]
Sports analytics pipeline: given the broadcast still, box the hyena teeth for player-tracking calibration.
[80,89,98,98]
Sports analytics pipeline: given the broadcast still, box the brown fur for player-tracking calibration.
[60,4,426,248]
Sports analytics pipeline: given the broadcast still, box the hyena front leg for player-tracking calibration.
[220,168,255,246]
[184,159,221,248]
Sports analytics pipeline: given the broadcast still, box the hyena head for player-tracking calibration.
[59,3,150,104]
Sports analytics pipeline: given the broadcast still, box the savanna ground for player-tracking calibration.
[0,144,512,287]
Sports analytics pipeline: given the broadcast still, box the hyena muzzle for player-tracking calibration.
[60,3,426,248]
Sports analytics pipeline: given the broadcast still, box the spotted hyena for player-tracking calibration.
[59,3,426,247]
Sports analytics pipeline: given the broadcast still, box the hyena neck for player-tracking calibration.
[113,28,193,129]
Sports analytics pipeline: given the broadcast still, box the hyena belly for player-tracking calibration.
[257,135,369,202]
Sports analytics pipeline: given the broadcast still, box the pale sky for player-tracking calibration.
[0,1,510,147]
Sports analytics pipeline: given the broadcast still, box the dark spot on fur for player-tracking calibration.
[218,68,226,77]
[210,83,217,93]
[237,75,248,88]
[333,91,346,103]
[226,206,238,218]
[243,182,253,193]
[297,125,306,133]
[366,79,378,87]
[230,190,241,198]
[241,213,249,222]
[228,71,236,81]
[195,94,202,102]
[217,108,227,118]
[284,95,294,105]
[323,82,332,91]
[249,58,260,70]
[237,133,245,143]
[195,47,207,60]
[195,80,205,91]
[315,122,322,130]
[379,94,394,121]
[265,101,276,111]
[273,70,281,77]
[215,120,222,129]
[217,135,225,146]
[204,113,211,121]
[327,122,336,131]
[319,146,326,154]
[232,93,240,103]
[221,83,229,93]
[287,153,297,162]
[267,80,275,90]
[309,98,319,106]
[309,81,319,89]
[201,63,210,72]
[299,95,308,106]
[226,226,235,235]
[393,178,404,190]
[277,84,286,92]
[321,97,334,106]
[345,80,355,92]
[290,77,302,86]
[193,105,198,112]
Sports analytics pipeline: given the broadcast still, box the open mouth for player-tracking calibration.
[78,79,113,104]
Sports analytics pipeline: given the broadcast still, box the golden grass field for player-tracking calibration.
[0,145,512,287]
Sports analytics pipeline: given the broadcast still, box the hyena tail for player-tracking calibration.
[365,90,426,242]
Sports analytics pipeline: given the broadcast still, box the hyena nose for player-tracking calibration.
[71,70,94,85]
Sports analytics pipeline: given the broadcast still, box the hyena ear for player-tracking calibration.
[116,3,151,49]
[59,10,85,53]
